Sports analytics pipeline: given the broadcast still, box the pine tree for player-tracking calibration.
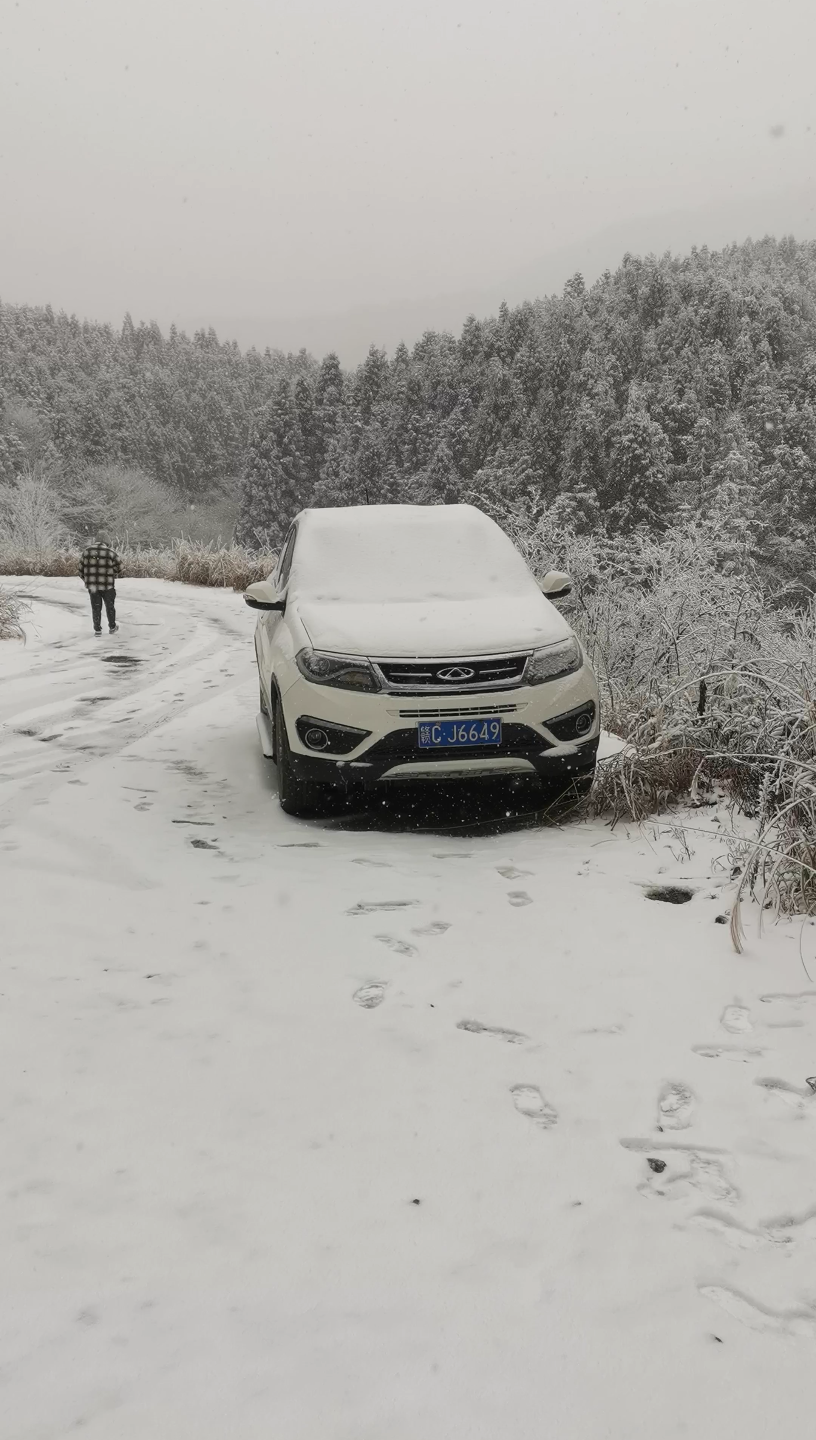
[547,483,601,533]
[294,375,321,492]
[0,430,25,484]
[608,388,670,531]
[355,346,389,422]
[237,381,308,544]
[706,440,765,572]
[420,441,460,504]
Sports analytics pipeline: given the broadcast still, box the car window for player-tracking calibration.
[276,526,298,590]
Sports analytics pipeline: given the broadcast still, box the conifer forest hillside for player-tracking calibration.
[1,236,815,589]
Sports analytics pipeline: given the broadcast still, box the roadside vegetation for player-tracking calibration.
[504,504,816,926]
[0,537,273,590]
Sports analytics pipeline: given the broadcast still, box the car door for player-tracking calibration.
[257,523,297,691]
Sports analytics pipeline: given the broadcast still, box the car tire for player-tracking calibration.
[274,697,328,818]
[260,678,277,759]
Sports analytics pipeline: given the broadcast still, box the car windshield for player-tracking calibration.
[290,504,539,604]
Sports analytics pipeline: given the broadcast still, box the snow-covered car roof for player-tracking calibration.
[289,504,541,605]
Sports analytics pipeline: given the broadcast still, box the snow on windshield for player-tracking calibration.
[290,504,539,603]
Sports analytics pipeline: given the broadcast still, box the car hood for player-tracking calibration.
[295,595,572,658]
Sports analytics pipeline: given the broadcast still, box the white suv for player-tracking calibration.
[244,504,599,816]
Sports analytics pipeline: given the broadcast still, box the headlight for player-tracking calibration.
[524,636,582,685]
[296,648,381,693]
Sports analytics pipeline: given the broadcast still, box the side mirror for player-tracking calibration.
[244,581,285,612]
[540,570,572,600]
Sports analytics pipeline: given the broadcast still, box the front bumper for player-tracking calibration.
[286,732,599,789]
[274,664,601,789]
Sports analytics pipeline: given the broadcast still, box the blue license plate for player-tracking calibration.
[418,718,502,749]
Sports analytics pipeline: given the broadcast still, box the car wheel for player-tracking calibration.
[274,697,328,818]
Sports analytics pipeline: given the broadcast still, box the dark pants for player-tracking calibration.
[89,588,116,631]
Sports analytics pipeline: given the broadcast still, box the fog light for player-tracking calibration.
[295,714,372,755]
[546,701,597,743]
[304,727,329,750]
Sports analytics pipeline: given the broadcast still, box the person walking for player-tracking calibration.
[78,533,122,635]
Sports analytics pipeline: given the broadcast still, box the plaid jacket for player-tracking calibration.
[79,544,122,593]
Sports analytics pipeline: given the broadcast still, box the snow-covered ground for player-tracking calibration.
[2,577,816,1439]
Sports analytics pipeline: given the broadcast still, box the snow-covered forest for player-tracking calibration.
[2,236,816,595]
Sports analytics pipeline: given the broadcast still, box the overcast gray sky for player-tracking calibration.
[1,0,814,360]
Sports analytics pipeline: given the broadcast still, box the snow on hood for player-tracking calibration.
[297,597,569,658]
[289,503,572,657]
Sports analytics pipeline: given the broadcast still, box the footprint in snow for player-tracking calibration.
[496,866,532,880]
[510,1085,557,1128]
[692,1043,765,1062]
[352,858,391,868]
[721,1004,752,1034]
[346,900,420,916]
[700,1285,816,1338]
[190,838,219,851]
[458,1019,527,1044]
[754,1076,815,1111]
[760,991,816,1008]
[686,1155,739,1203]
[375,934,418,957]
[657,1081,694,1130]
[637,1153,739,1205]
[507,891,533,908]
[353,983,387,1009]
[411,921,450,937]
[687,1209,788,1250]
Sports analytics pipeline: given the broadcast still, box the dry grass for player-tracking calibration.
[0,538,277,591]
[0,584,26,640]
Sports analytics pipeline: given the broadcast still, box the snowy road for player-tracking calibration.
[2,578,816,1438]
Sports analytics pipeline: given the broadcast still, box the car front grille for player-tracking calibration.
[397,703,520,718]
[376,654,528,693]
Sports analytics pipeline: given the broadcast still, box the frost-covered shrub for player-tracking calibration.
[61,464,179,545]
[0,472,69,549]
[493,499,816,918]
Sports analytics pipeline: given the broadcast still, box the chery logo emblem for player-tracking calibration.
[437,665,475,682]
